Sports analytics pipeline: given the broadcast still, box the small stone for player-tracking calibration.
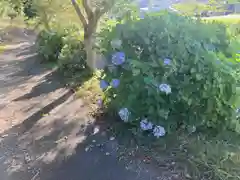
[171,161,175,165]
[24,153,31,163]
[93,127,100,134]
[89,144,94,148]
[185,173,192,179]
[92,140,96,143]
[1,134,8,138]
[85,147,90,152]
[105,152,110,156]
[109,136,115,141]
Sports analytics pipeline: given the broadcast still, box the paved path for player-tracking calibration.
[0,29,173,180]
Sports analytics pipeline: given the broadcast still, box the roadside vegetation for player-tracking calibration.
[1,0,240,179]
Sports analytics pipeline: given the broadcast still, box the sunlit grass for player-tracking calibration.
[203,15,240,24]
[173,2,209,16]
[75,72,102,109]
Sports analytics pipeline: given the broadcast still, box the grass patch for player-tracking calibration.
[184,132,240,180]
[173,2,209,16]
[75,73,102,109]
[203,15,240,24]
[203,15,240,36]
[175,131,240,180]
[109,120,240,180]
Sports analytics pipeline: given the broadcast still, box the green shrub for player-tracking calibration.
[36,29,64,62]
[58,35,92,86]
[99,12,238,134]
[23,0,37,19]
[58,36,88,75]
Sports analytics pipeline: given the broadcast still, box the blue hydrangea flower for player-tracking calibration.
[100,80,108,90]
[111,79,120,88]
[153,125,166,138]
[159,84,171,94]
[112,52,125,65]
[163,58,171,65]
[118,108,130,122]
[140,119,153,131]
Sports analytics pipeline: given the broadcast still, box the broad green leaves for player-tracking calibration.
[100,12,239,133]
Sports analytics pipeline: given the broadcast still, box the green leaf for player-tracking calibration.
[144,77,152,85]
[190,68,196,73]
[196,74,203,80]
[132,68,140,76]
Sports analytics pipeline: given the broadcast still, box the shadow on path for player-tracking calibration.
[13,71,65,101]
[17,90,74,133]
[1,108,167,180]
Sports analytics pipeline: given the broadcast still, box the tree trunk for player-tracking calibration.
[84,35,96,69]
[84,25,97,70]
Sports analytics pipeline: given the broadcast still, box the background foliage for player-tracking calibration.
[36,29,65,62]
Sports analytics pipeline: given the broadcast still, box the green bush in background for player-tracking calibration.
[35,25,92,86]
[99,12,239,133]
[22,0,37,19]
[36,29,64,62]
[58,35,89,77]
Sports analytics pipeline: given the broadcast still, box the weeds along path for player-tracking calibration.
[0,28,173,180]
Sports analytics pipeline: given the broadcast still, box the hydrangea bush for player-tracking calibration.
[98,12,238,135]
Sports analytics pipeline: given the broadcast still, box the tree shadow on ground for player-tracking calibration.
[0,43,51,96]
[12,70,66,101]
[0,103,171,180]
